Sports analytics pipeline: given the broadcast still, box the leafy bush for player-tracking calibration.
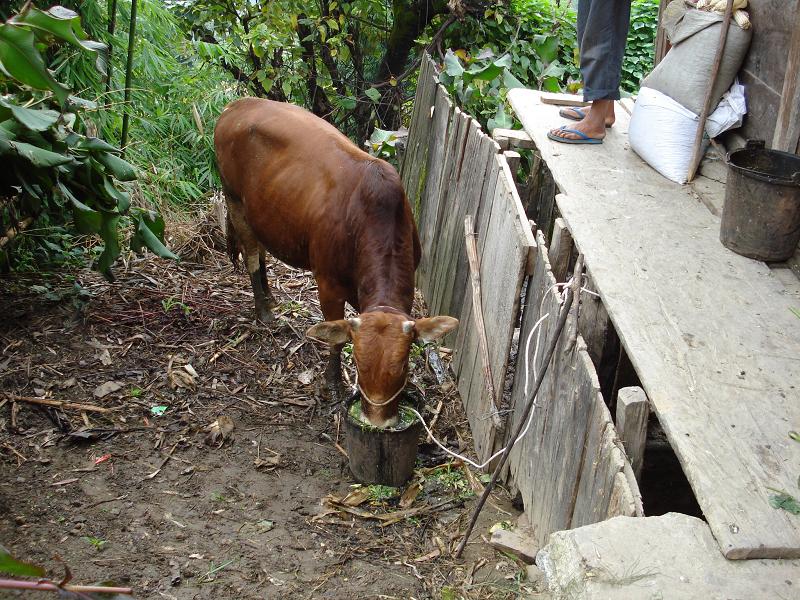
[622,0,659,92]
[0,4,174,278]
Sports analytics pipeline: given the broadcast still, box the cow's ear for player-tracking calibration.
[414,316,458,342]
[307,320,352,345]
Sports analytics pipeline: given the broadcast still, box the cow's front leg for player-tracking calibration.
[317,284,347,403]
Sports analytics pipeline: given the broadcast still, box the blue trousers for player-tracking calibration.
[577,0,632,101]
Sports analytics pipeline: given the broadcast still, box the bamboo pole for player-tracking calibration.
[120,0,138,156]
[105,0,118,96]
[686,0,735,182]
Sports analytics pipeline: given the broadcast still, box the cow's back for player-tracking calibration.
[214,98,369,269]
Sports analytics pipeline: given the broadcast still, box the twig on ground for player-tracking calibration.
[5,395,112,414]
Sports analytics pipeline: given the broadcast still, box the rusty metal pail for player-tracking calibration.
[720,140,800,262]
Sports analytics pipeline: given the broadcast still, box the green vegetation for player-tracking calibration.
[348,398,418,431]
[0,4,174,279]
[1,0,659,276]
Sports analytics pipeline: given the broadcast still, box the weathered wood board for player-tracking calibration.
[416,85,454,298]
[452,154,534,463]
[506,230,638,548]
[509,87,800,559]
[400,54,437,214]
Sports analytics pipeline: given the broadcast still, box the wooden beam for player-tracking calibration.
[772,3,800,153]
[492,128,536,150]
[616,387,649,481]
[654,0,670,66]
[547,217,573,283]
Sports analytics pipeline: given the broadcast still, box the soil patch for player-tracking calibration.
[0,219,531,599]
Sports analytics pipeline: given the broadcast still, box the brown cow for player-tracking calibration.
[214,98,457,427]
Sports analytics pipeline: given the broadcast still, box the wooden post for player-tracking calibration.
[504,150,521,185]
[548,217,573,283]
[653,0,670,67]
[686,0,734,182]
[616,386,649,481]
[772,3,800,153]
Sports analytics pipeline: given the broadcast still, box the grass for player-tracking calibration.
[82,536,107,550]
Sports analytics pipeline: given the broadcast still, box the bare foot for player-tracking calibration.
[549,99,612,142]
[560,103,616,127]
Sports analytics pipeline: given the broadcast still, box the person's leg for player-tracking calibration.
[550,0,632,142]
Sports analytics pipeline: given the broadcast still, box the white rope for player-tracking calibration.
[347,279,598,470]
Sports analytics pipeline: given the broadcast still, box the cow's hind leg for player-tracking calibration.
[258,247,278,311]
[225,198,273,323]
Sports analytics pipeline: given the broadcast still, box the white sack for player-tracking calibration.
[706,80,746,138]
[629,86,708,185]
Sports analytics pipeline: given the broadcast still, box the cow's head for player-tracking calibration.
[307,313,458,427]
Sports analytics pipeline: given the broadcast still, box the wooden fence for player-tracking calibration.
[401,54,642,545]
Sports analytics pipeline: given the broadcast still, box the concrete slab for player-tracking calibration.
[536,514,799,599]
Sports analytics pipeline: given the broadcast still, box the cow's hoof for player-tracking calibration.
[324,382,346,405]
[255,309,274,323]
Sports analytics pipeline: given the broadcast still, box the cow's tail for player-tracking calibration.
[225,210,241,269]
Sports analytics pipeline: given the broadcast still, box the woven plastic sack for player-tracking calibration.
[629,87,708,184]
[641,1,752,115]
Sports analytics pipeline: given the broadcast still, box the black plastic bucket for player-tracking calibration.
[720,140,800,262]
[343,391,422,487]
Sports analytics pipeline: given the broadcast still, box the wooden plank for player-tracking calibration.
[450,133,502,325]
[540,92,589,107]
[428,111,472,318]
[401,54,437,214]
[605,470,638,518]
[772,3,800,153]
[509,87,800,559]
[435,118,485,322]
[653,0,670,66]
[492,128,536,150]
[454,157,533,463]
[547,217,572,283]
[504,150,521,181]
[616,387,649,481]
[507,231,591,548]
[577,273,618,400]
[416,85,454,299]
[570,352,628,528]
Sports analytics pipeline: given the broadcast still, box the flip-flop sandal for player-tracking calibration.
[558,106,613,128]
[546,126,603,145]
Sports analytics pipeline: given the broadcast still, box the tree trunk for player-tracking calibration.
[373,0,448,129]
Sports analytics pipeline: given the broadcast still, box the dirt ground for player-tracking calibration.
[0,216,539,599]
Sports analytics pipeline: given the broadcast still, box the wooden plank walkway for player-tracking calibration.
[509,88,800,559]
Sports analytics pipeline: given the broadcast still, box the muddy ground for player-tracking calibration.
[0,217,541,599]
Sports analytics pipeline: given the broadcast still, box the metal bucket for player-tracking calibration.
[343,392,422,487]
[720,140,800,262]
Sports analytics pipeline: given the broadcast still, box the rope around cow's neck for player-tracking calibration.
[352,354,407,407]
